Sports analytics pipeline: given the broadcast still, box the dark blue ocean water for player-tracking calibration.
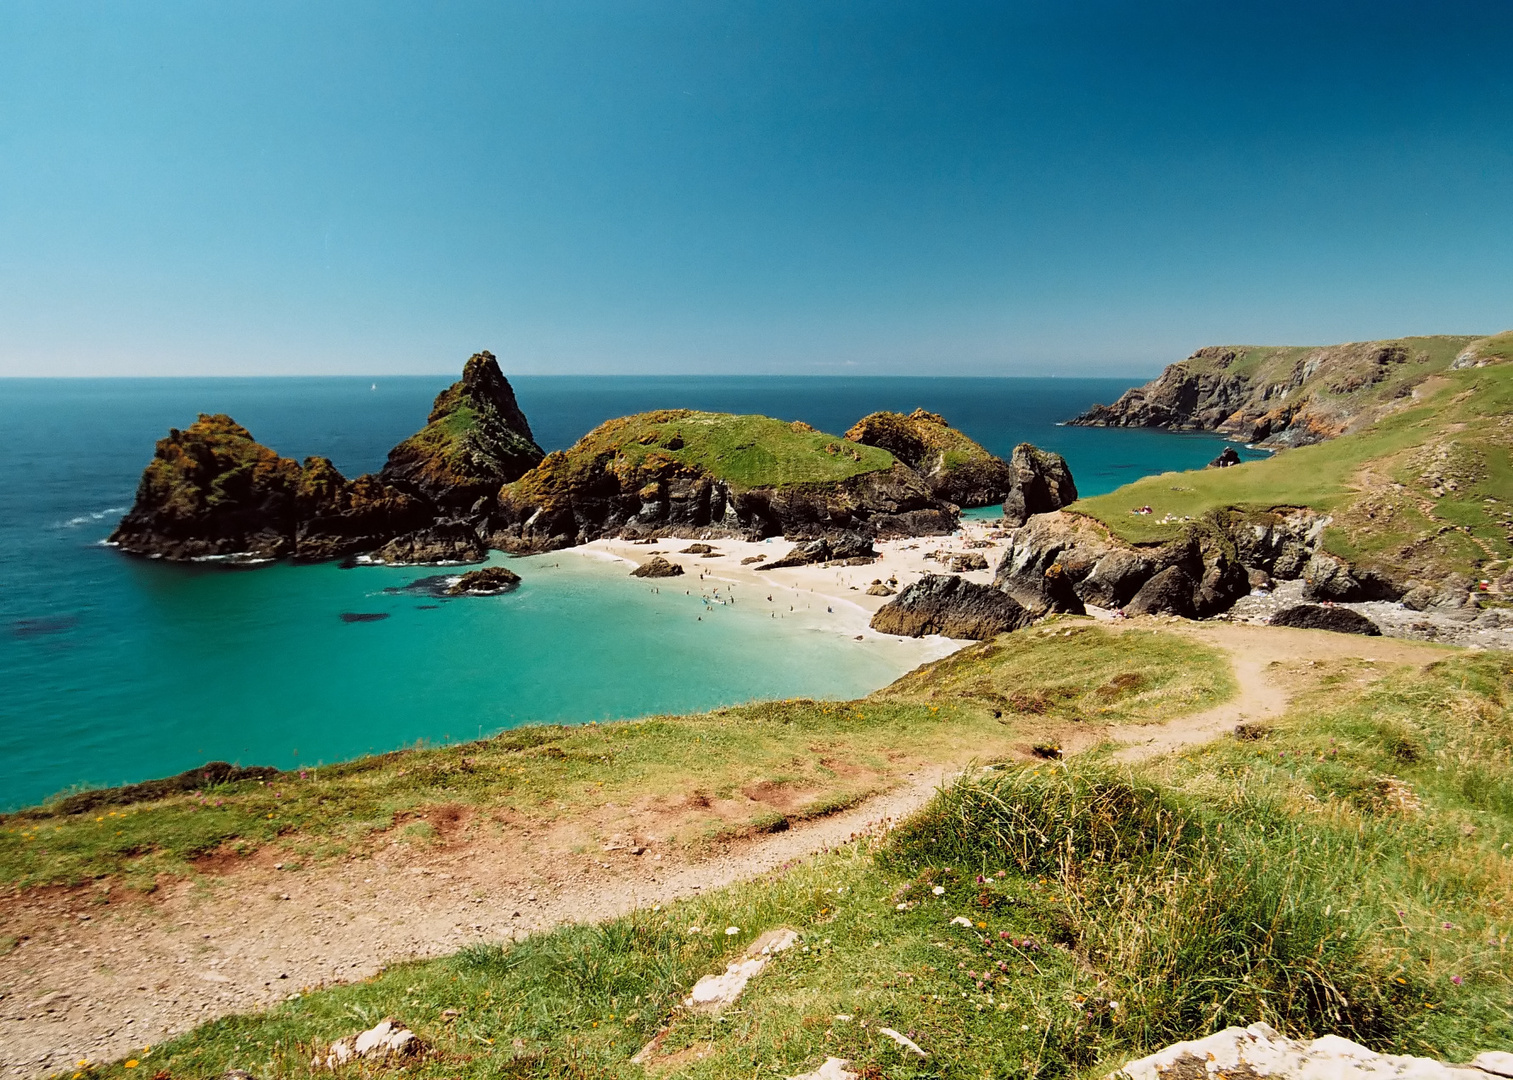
[0,376,1256,809]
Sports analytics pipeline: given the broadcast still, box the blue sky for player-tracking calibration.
[2,1,1510,377]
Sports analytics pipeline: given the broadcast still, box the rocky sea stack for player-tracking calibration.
[110,352,542,565]
[380,351,544,509]
[112,364,1083,571]
[107,414,432,562]
[842,409,1077,524]
[487,411,958,553]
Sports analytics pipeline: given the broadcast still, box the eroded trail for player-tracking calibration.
[0,622,1450,1075]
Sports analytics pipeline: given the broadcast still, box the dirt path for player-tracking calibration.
[1098,621,1447,762]
[0,621,1451,1075]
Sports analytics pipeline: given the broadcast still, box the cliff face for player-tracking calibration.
[488,411,956,553]
[111,353,542,565]
[990,506,1404,621]
[1069,337,1477,447]
[108,415,436,563]
[379,351,545,509]
[110,414,305,561]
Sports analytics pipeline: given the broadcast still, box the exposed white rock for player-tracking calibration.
[681,927,802,1011]
[317,1018,420,1068]
[1112,1023,1506,1080]
[878,1027,928,1058]
[789,1058,859,1080]
[1473,1054,1513,1079]
[685,957,767,1011]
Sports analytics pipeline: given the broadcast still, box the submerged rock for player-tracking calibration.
[870,574,1034,640]
[632,556,684,578]
[447,565,522,595]
[1270,604,1381,635]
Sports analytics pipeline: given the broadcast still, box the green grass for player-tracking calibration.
[0,625,1232,891]
[510,411,898,495]
[1074,359,1513,581]
[71,648,1513,1079]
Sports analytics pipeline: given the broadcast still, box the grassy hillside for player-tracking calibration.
[63,637,1513,1079]
[0,628,1230,891]
[505,411,899,499]
[1076,351,1513,584]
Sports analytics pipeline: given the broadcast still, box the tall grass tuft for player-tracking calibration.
[886,767,1422,1048]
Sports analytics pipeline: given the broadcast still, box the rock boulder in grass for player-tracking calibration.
[319,1018,421,1069]
[1208,445,1242,468]
[632,556,684,578]
[869,574,1034,640]
[1270,604,1381,635]
[1112,1022,1511,1080]
[843,408,1016,508]
[379,351,545,510]
[1001,444,1079,527]
[447,565,522,595]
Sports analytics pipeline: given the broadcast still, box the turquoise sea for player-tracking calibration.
[0,376,1261,810]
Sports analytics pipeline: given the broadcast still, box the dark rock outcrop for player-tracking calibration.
[447,566,522,595]
[368,522,487,566]
[108,415,429,563]
[379,351,545,509]
[1208,446,1242,468]
[111,355,543,565]
[756,533,876,571]
[993,509,1263,620]
[1270,605,1382,635]
[23,761,281,818]
[870,574,1034,640]
[631,556,684,578]
[1001,444,1079,527]
[844,409,1016,508]
[1125,566,1199,618]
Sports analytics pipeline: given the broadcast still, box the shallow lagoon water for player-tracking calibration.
[0,376,1258,809]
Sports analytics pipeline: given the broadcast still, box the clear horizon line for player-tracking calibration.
[0,370,1161,381]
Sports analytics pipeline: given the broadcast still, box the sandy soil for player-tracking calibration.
[0,547,1457,1074]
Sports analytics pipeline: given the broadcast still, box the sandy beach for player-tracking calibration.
[580,515,1015,665]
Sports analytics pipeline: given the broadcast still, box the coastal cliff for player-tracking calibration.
[1069,335,1480,447]
[110,352,539,564]
[107,414,433,562]
[487,411,957,553]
